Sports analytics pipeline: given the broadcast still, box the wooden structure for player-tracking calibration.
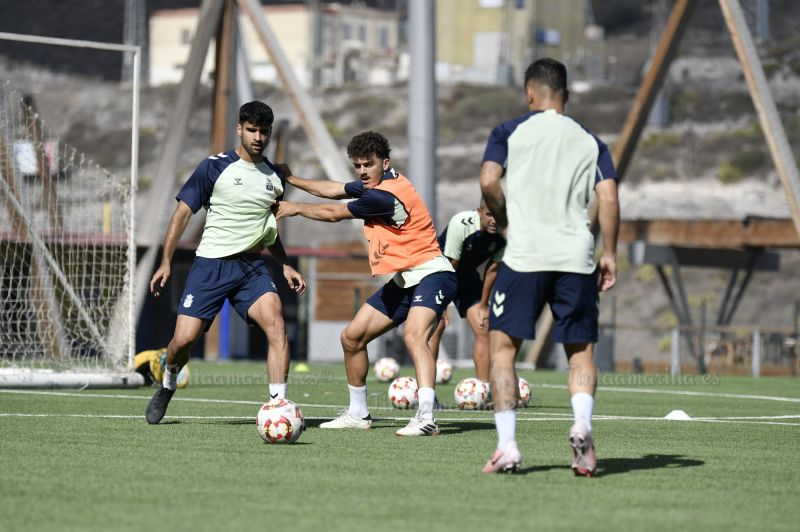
[134,0,361,359]
[526,0,800,367]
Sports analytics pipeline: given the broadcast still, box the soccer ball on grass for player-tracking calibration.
[517,377,532,407]
[256,398,304,444]
[454,377,489,410]
[387,376,418,409]
[435,359,453,384]
[373,357,400,382]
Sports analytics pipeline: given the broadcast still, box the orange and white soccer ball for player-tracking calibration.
[256,398,304,444]
[373,357,400,382]
[454,377,489,410]
[435,359,453,384]
[387,376,418,409]
[518,377,532,407]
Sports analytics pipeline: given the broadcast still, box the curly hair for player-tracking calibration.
[347,131,391,160]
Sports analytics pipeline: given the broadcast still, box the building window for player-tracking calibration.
[342,23,352,40]
[379,26,389,49]
[358,24,366,43]
[181,28,191,45]
[515,0,525,8]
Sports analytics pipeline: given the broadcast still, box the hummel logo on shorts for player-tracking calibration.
[183,294,194,308]
[492,291,505,316]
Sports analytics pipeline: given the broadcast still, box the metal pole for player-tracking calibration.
[407,0,437,221]
[699,298,707,374]
[128,48,141,368]
[671,327,681,377]
[752,329,762,377]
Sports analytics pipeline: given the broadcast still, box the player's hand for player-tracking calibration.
[477,304,489,329]
[275,201,298,221]
[283,264,306,295]
[598,254,617,292]
[149,263,171,297]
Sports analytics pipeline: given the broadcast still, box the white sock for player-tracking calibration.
[269,383,287,400]
[494,410,516,449]
[571,392,594,431]
[163,366,178,391]
[347,385,369,418]
[417,387,435,421]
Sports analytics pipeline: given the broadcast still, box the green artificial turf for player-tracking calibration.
[1,362,798,531]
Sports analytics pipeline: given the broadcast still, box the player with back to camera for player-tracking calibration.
[145,101,306,425]
[276,131,457,437]
[480,58,619,475]
[428,198,505,387]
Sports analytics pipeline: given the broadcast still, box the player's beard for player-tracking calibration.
[246,142,265,160]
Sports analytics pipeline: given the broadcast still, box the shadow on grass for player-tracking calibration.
[516,454,704,477]
[595,454,705,477]
[437,420,495,435]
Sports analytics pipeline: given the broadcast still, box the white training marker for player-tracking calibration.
[664,409,693,420]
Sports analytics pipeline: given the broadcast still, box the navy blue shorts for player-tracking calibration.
[366,271,457,325]
[488,263,599,343]
[178,255,278,329]
[453,272,483,318]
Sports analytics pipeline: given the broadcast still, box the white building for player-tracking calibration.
[149,2,400,87]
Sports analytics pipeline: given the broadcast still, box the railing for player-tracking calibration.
[598,322,799,377]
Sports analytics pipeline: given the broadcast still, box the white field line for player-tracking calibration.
[2,389,799,426]
[5,385,800,407]
[537,383,800,403]
[1,412,799,426]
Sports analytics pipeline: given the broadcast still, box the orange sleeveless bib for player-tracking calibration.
[363,174,442,275]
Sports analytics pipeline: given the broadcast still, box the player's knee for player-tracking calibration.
[262,315,287,342]
[473,325,489,339]
[340,328,365,352]
[402,326,426,350]
[170,331,198,352]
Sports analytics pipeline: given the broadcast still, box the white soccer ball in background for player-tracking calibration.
[454,377,488,410]
[388,376,418,409]
[518,377,531,407]
[256,398,304,444]
[373,357,400,382]
[435,359,453,384]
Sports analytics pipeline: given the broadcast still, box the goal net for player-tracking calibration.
[0,39,141,388]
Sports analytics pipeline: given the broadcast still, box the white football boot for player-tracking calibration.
[319,410,372,429]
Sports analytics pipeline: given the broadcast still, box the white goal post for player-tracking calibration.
[0,32,142,388]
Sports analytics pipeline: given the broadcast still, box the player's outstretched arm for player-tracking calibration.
[276,201,354,223]
[266,234,306,295]
[479,161,508,231]
[150,201,193,297]
[596,178,619,292]
[277,164,349,200]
